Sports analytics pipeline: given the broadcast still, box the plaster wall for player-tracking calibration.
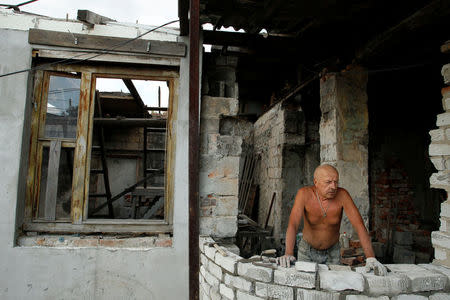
[0,16,191,300]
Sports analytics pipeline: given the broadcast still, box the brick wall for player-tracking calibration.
[199,236,450,300]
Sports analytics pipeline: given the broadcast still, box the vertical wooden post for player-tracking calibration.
[44,139,61,220]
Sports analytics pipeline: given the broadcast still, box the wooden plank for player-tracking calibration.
[44,140,62,220]
[77,10,116,25]
[29,29,186,57]
[122,79,147,114]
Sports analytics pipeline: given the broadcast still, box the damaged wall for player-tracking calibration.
[0,10,191,299]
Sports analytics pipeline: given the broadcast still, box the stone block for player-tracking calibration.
[442,63,450,85]
[200,155,240,179]
[208,260,223,280]
[419,263,450,286]
[393,246,415,264]
[199,172,239,196]
[429,144,450,156]
[236,290,265,300]
[295,261,318,273]
[200,117,221,134]
[200,236,216,253]
[432,231,450,249]
[220,283,236,300]
[297,288,340,300]
[273,267,316,288]
[201,264,220,290]
[446,128,450,141]
[328,265,352,271]
[355,268,409,296]
[434,246,448,260]
[393,231,413,246]
[430,292,450,300]
[318,264,330,271]
[200,275,211,297]
[320,143,338,162]
[201,253,209,267]
[391,295,428,300]
[268,167,282,179]
[224,273,253,292]
[385,264,447,292]
[216,252,240,274]
[445,96,450,111]
[319,270,364,292]
[205,245,218,260]
[437,112,450,127]
[200,216,238,238]
[431,157,446,171]
[430,129,446,142]
[255,282,294,300]
[216,135,243,157]
[430,171,450,187]
[442,218,448,232]
[201,96,239,117]
[441,202,450,218]
[237,262,273,283]
[346,296,389,300]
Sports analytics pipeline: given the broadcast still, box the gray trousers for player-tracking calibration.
[297,238,341,265]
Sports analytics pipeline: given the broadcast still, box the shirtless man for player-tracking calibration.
[277,164,386,275]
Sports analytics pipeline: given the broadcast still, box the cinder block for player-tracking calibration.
[419,263,450,287]
[236,290,265,300]
[216,252,240,274]
[237,262,273,283]
[255,282,294,300]
[432,231,450,249]
[429,144,450,156]
[273,267,316,288]
[205,245,218,260]
[208,260,223,281]
[297,288,340,300]
[200,216,238,238]
[430,171,450,187]
[224,273,253,292]
[385,264,447,292]
[346,296,389,300]
[430,129,446,142]
[355,268,409,297]
[220,283,236,300]
[295,261,318,273]
[319,270,364,292]
[430,292,450,300]
[391,294,428,300]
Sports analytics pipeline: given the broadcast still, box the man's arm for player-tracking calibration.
[277,188,305,267]
[341,188,387,275]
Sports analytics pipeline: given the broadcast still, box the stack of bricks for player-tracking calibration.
[199,236,450,300]
[340,239,365,267]
[371,165,433,263]
[429,43,450,267]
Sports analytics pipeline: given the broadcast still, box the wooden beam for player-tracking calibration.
[29,29,186,57]
[44,140,61,221]
[122,79,148,114]
[77,10,116,26]
[356,0,450,63]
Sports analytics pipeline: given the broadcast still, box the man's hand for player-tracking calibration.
[276,255,296,268]
[364,257,387,276]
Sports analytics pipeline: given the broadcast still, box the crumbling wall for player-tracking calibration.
[319,67,369,237]
[429,61,450,267]
[254,102,306,242]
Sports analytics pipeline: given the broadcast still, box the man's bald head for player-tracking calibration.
[314,164,339,180]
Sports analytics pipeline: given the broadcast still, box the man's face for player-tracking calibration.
[314,170,339,199]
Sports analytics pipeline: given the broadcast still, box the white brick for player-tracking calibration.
[430,144,450,156]
[201,253,209,267]
[441,218,448,232]
[236,290,265,300]
[224,273,253,292]
[441,202,450,218]
[419,263,450,286]
[201,264,220,290]
[430,171,450,187]
[430,292,450,300]
[319,270,364,292]
[200,236,216,253]
[205,245,218,260]
[318,264,329,271]
[210,286,222,300]
[385,264,447,292]
[274,267,315,288]
[255,282,294,300]
[201,277,211,297]
[432,231,450,249]
[442,64,450,85]
[208,260,223,280]
[431,157,446,171]
[346,296,389,300]
[430,129,446,141]
[237,262,273,283]
[445,96,450,111]
[297,288,340,300]
[200,216,238,238]
[354,268,409,297]
[295,261,317,273]
[446,128,450,140]
[437,112,450,127]
[220,283,236,300]
[434,247,448,260]
[391,294,428,300]
[216,252,240,274]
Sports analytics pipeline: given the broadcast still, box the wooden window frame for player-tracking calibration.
[25,63,178,234]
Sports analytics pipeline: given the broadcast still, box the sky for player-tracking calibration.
[15,0,177,107]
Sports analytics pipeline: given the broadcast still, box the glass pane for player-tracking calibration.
[45,75,80,139]
[38,146,74,220]
[88,78,168,220]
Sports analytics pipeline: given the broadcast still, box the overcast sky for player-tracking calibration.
[21,0,178,27]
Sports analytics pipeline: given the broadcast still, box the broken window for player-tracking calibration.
[25,64,177,234]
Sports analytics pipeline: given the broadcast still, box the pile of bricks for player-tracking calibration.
[371,165,432,263]
[199,236,450,300]
[340,239,365,266]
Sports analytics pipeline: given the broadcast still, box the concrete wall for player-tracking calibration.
[319,67,369,237]
[0,12,191,299]
[254,102,306,243]
[429,61,450,267]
